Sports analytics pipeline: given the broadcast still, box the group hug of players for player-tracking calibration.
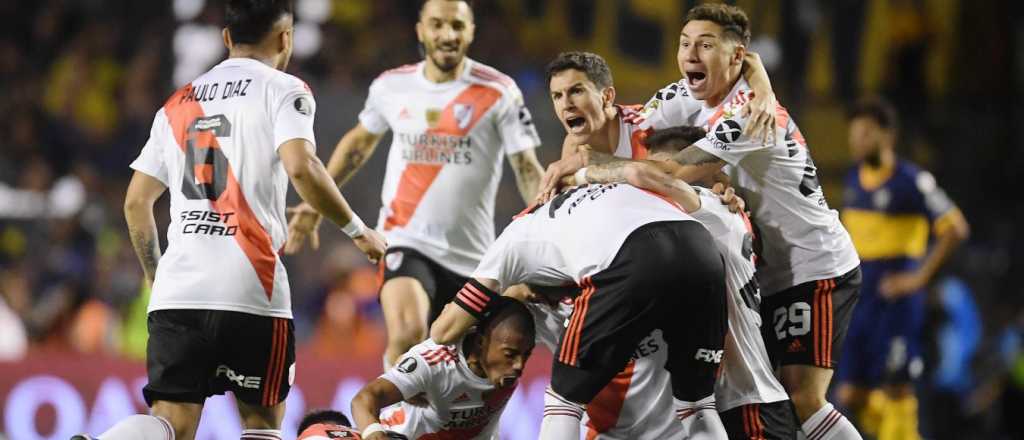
[81,0,969,439]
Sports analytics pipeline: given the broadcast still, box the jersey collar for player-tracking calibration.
[415,58,474,90]
[858,160,895,191]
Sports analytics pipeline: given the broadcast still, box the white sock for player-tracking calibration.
[240,429,282,440]
[539,387,584,440]
[801,403,862,440]
[97,414,174,440]
[674,395,726,440]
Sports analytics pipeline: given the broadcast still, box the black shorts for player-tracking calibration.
[720,401,800,440]
[551,221,728,404]
[378,246,469,324]
[143,309,295,407]
[761,267,862,369]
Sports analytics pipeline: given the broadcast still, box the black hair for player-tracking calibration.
[545,51,614,90]
[684,3,752,46]
[849,96,900,135]
[225,0,294,45]
[643,126,708,152]
[297,409,351,434]
[479,296,535,342]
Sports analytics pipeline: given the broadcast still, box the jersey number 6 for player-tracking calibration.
[181,114,232,201]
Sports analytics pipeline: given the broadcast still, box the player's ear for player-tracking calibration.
[415,20,426,44]
[222,28,233,51]
[731,44,746,66]
[602,86,616,109]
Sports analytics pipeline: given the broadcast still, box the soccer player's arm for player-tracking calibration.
[285,79,387,253]
[582,161,701,212]
[125,112,171,284]
[880,172,970,297]
[353,350,433,438]
[276,89,386,262]
[740,51,778,144]
[500,86,545,203]
[430,277,503,345]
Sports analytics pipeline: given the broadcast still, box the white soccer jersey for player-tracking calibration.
[528,301,683,439]
[689,189,789,411]
[130,58,316,318]
[472,184,696,290]
[358,59,542,276]
[639,78,860,295]
[378,338,516,439]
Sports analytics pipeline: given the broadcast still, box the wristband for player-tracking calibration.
[362,423,386,438]
[453,279,501,320]
[341,214,367,238]
[573,167,589,186]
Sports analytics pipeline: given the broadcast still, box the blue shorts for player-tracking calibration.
[836,284,925,387]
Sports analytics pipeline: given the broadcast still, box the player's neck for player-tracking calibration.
[865,148,896,170]
[596,108,621,154]
[228,49,280,70]
[423,58,466,83]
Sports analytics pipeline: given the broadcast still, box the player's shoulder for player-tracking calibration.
[408,339,461,369]
[895,159,942,195]
[265,68,313,95]
[465,59,521,97]
[375,62,422,82]
[618,104,645,124]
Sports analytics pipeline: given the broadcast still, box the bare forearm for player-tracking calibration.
[917,230,965,282]
[291,157,358,228]
[352,393,384,430]
[742,52,774,98]
[325,131,377,188]
[511,154,544,203]
[430,303,477,345]
[125,208,161,283]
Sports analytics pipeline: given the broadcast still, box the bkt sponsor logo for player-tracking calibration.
[694,349,723,364]
[216,365,262,389]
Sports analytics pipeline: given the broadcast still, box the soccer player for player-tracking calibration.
[428,175,729,440]
[350,298,534,440]
[836,97,969,440]
[75,2,387,440]
[537,4,864,439]
[284,0,544,370]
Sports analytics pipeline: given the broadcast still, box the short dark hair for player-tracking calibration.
[479,297,535,342]
[644,126,708,152]
[419,0,475,20]
[225,0,294,45]
[849,96,900,135]
[297,409,351,434]
[683,3,751,46]
[545,51,614,90]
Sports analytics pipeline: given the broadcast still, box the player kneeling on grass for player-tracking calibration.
[351,298,534,440]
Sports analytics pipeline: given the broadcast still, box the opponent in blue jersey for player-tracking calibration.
[836,97,969,440]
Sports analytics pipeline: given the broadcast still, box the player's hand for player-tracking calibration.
[741,91,777,146]
[879,271,926,300]
[353,229,387,264]
[285,203,322,254]
[536,152,586,204]
[712,182,746,214]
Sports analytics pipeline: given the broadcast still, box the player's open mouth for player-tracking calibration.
[499,376,518,387]
[686,71,707,90]
[437,44,460,56]
[565,115,587,133]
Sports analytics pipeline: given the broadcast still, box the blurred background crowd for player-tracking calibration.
[0,0,1022,438]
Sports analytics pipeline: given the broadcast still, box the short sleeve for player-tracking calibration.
[913,170,961,236]
[357,79,391,135]
[379,348,435,400]
[273,83,317,151]
[693,101,778,166]
[496,85,541,156]
[637,81,703,130]
[129,111,170,186]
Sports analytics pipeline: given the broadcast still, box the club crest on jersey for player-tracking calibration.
[426,108,442,128]
[714,120,742,143]
[454,103,474,130]
[386,251,404,271]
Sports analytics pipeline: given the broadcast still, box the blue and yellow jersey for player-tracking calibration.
[842,160,961,298]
